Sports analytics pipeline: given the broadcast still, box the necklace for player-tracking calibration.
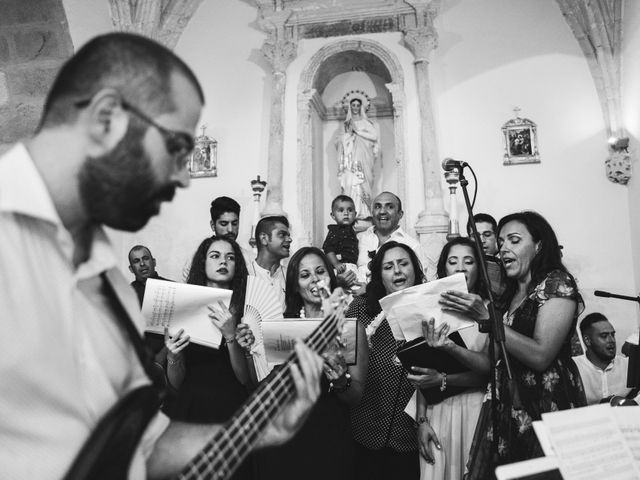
[300,306,323,318]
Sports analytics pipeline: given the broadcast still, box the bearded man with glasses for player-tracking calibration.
[0,32,324,480]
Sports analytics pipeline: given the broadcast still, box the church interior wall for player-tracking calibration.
[623,0,640,330]
[59,0,638,343]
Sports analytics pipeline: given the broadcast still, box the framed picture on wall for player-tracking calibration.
[189,126,218,178]
[502,111,540,165]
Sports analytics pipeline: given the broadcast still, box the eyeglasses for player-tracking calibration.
[75,97,195,168]
[121,101,195,164]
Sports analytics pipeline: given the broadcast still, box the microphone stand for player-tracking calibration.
[456,166,514,463]
[593,290,640,389]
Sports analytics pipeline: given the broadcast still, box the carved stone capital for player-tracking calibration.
[261,37,298,74]
[403,26,438,62]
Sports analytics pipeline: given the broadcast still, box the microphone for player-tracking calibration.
[594,289,639,303]
[442,158,468,171]
[594,290,612,298]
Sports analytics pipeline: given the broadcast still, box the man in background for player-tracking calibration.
[356,191,425,282]
[574,312,634,404]
[128,244,172,306]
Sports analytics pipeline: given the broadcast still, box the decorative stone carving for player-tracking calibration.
[605,150,632,185]
[261,37,298,75]
[107,0,204,49]
[297,39,406,243]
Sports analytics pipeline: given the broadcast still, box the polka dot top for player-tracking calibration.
[348,295,418,452]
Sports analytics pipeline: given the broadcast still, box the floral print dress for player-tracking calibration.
[466,270,586,479]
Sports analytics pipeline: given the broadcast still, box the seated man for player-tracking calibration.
[573,312,634,404]
[356,191,425,282]
[128,245,172,306]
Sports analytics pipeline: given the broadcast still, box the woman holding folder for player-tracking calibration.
[164,235,255,480]
[349,241,437,480]
[432,212,586,478]
[408,237,489,480]
[258,247,368,480]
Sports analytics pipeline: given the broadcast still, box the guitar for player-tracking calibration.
[63,277,348,480]
[177,286,348,480]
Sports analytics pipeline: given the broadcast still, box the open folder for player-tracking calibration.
[141,279,232,349]
[260,318,358,365]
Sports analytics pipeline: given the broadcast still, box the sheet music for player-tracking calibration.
[142,279,232,349]
[261,319,357,365]
[542,404,640,480]
[379,273,474,341]
[613,406,640,464]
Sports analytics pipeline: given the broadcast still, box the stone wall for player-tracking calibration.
[0,0,73,153]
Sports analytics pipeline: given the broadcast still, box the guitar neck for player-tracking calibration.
[178,310,341,480]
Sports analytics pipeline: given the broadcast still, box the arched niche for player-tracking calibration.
[297,39,406,246]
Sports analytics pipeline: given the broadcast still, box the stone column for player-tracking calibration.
[260,16,297,217]
[402,5,448,280]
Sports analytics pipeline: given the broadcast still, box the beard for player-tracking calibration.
[78,123,177,231]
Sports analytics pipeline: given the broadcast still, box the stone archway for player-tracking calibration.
[297,38,406,245]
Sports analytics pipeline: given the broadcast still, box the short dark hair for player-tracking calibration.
[331,195,355,212]
[128,244,152,263]
[436,237,488,297]
[365,241,424,315]
[40,32,204,129]
[255,215,289,251]
[210,196,240,222]
[186,236,248,316]
[580,312,609,336]
[283,247,337,318]
[467,213,498,236]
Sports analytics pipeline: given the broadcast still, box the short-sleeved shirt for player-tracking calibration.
[322,224,359,265]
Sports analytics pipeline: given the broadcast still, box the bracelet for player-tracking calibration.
[415,416,430,428]
[440,372,447,392]
[329,372,352,394]
[225,336,236,344]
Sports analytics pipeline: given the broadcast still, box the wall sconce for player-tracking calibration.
[249,175,267,249]
[605,135,631,185]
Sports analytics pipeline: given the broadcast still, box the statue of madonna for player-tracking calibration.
[337,90,380,220]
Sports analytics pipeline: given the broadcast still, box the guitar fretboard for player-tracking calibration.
[178,309,342,480]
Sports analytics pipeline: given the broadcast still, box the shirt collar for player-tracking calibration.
[0,143,117,279]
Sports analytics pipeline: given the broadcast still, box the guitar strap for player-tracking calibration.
[63,268,166,480]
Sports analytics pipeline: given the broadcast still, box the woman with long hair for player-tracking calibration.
[433,212,586,478]
[410,237,489,480]
[165,235,255,480]
[259,246,368,480]
[349,241,438,480]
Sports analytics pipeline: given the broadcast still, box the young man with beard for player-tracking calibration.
[0,33,323,479]
[356,191,425,282]
[210,195,253,265]
[573,312,635,404]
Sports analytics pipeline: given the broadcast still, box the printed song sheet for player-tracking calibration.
[541,404,640,480]
[142,278,232,349]
[379,273,474,341]
[261,319,357,365]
